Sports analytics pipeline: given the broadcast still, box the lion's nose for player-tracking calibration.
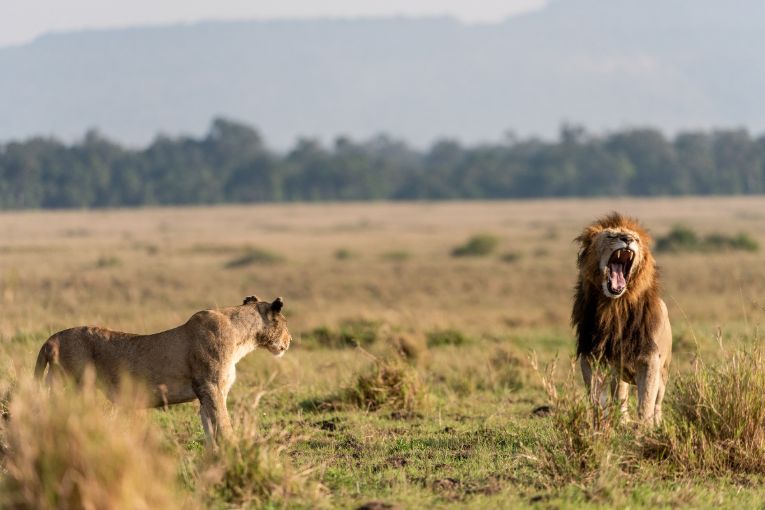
[620,235,634,244]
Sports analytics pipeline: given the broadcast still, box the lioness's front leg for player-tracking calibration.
[635,353,662,425]
[193,379,233,447]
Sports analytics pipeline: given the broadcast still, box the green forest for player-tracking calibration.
[1,118,763,209]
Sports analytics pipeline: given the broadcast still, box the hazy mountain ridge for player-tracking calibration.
[2,0,765,147]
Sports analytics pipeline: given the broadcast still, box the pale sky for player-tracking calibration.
[0,0,546,48]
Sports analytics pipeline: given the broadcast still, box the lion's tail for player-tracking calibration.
[34,338,58,381]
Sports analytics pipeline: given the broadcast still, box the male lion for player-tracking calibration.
[572,213,671,426]
[34,295,291,445]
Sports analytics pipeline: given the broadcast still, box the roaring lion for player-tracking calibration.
[34,295,291,445]
[572,213,672,425]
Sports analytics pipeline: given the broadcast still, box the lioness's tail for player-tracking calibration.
[34,339,58,380]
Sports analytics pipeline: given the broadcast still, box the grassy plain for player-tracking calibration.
[2,197,765,508]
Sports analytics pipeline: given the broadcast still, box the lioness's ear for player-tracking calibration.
[243,295,259,305]
[271,297,284,313]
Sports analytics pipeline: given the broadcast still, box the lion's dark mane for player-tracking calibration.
[572,278,663,374]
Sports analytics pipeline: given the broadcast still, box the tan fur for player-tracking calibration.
[572,213,672,425]
[34,296,291,445]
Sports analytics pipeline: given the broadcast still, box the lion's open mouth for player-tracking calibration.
[606,248,634,296]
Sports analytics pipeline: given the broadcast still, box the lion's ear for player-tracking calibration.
[243,296,259,305]
[574,226,600,264]
[271,297,284,313]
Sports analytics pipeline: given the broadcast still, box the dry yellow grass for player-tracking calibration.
[1,197,763,339]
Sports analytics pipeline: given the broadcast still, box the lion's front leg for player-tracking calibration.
[636,354,662,426]
[193,379,233,448]
[610,377,630,422]
[580,356,596,404]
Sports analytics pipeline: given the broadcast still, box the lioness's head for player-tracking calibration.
[575,212,656,300]
[243,296,291,357]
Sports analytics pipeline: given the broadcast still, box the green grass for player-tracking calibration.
[5,325,765,508]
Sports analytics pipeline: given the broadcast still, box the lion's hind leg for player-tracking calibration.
[636,354,663,426]
[654,373,667,426]
[193,379,233,448]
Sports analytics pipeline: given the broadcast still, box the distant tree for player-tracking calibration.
[1,120,765,210]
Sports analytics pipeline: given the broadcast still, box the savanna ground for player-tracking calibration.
[2,197,765,508]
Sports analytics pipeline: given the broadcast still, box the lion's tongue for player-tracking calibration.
[610,263,626,292]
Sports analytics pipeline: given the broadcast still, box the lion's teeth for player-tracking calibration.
[629,251,634,260]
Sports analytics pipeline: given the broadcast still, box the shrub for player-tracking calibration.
[334,248,356,260]
[381,250,411,262]
[704,232,759,252]
[656,225,759,253]
[225,247,284,268]
[95,255,121,268]
[451,234,500,257]
[302,319,384,349]
[347,357,426,415]
[0,375,182,510]
[500,251,522,263]
[426,328,470,348]
[655,225,700,253]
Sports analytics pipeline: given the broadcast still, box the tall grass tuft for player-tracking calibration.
[348,356,427,415]
[644,347,765,474]
[202,406,328,508]
[0,374,182,510]
[529,356,629,486]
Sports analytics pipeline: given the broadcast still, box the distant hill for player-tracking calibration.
[2,0,765,147]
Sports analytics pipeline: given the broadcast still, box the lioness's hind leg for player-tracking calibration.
[193,380,233,447]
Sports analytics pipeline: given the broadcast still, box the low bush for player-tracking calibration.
[302,319,384,349]
[500,251,522,263]
[451,234,500,257]
[334,248,356,260]
[656,226,759,253]
[95,255,121,268]
[381,250,411,262]
[224,247,284,268]
[427,328,470,348]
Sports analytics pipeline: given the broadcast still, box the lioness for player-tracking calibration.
[572,213,672,426]
[34,295,291,445]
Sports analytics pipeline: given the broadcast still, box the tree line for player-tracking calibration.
[1,119,764,209]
